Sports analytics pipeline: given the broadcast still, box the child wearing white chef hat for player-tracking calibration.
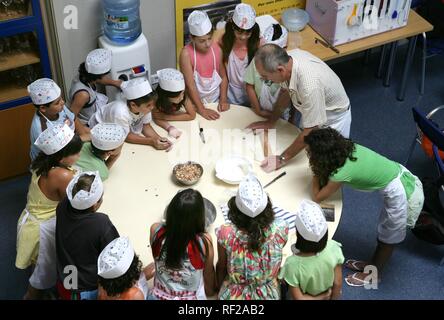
[97,237,155,300]
[152,68,196,139]
[179,10,228,121]
[69,49,122,129]
[17,124,82,299]
[89,78,172,151]
[278,199,344,300]
[76,123,126,181]
[215,173,289,300]
[244,21,293,122]
[28,78,77,161]
[220,3,261,107]
[55,171,120,300]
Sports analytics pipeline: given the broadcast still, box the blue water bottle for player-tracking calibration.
[103,0,142,44]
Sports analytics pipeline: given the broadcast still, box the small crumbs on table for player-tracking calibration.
[155,194,159,197]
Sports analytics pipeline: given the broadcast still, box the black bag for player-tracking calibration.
[411,178,444,245]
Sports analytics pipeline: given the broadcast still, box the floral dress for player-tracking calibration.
[216,219,288,300]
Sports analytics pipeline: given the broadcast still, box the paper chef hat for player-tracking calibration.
[91,123,126,151]
[85,49,112,75]
[157,68,185,92]
[66,171,104,210]
[235,173,268,218]
[295,199,328,242]
[98,237,135,279]
[263,23,289,48]
[121,78,152,100]
[34,124,74,155]
[188,10,212,36]
[233,3,256,30]
[27,78,61,105]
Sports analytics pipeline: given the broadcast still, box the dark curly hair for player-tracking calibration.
[227,196,274,251]
[98,254,142,297]
[221,20,260,65]
[155,86,185,114]
[31,134,83,177]
[304,128,357,186]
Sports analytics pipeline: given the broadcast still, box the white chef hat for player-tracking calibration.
[157,68,185,92]
[235,173,268,218]
[121,78,153,100]
[66,171,104,210]
[263,23,288,48]
[91,123,126,151]
[27,78,61,105]
[295,199,328,242]
[34,124,74,155]
[85,49,112,75]
[233,3,256,30]
[98,237,135,279]
[188,10,212,36]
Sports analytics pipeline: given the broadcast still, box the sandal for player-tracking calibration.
[345,272,371,287]
[344,259,367,272]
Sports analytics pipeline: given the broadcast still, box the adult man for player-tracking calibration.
[248,44,352,172]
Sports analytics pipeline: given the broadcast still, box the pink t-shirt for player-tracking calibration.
[186,42,221,78]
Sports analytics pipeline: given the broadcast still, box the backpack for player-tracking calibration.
[411,178,444,245]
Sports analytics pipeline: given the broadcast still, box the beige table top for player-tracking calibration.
[287,9,433,61]
[100,104,342,265]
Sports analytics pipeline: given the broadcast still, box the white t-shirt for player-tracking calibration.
[89,99,152,136]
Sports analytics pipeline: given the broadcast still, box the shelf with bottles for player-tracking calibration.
[0,32,40,72]
[0,63,41,103]
[0,0,31,23]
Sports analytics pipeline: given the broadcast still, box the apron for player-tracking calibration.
[193,44,222,104]
[259,83,291,121]
[17,211,57,290]
[227,50,248,106]
[324,107,352,139]
[377,165,424,244]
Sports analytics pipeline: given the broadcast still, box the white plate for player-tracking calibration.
[215,155,253,185]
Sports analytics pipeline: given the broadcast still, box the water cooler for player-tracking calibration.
[99,33,151,101]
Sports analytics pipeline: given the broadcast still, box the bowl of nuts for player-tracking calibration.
[173,161,204,186]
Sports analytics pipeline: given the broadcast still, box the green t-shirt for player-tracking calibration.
[244,60,281,98]
[76,142,109,181]
[279,240,344,296]
[330,144,401,191]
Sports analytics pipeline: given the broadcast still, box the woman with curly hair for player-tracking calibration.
[216,174,288,300]
[98,237,155,300]
[304,128,424,287]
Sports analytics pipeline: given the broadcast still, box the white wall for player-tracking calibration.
[48,0,176,95]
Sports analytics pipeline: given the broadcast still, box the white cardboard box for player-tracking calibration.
[306,0,412,46]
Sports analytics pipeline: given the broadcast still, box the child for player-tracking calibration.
[89,78,172,151]
[56,171,119,300]
[152,68,196,139]
[149,189,216,300]
[279,200,344,300]
[98,237,155,300]
[304,128,424,286]
[28,78,78,161]
[220,3,260,107]
[179,10,229,120]
[16,124,82,299]
[244,23,293,121]
[68,49,121,128]
[216,173,288,300]
[75,123,126,181]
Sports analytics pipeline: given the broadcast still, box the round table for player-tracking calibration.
[100,104,342,265]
